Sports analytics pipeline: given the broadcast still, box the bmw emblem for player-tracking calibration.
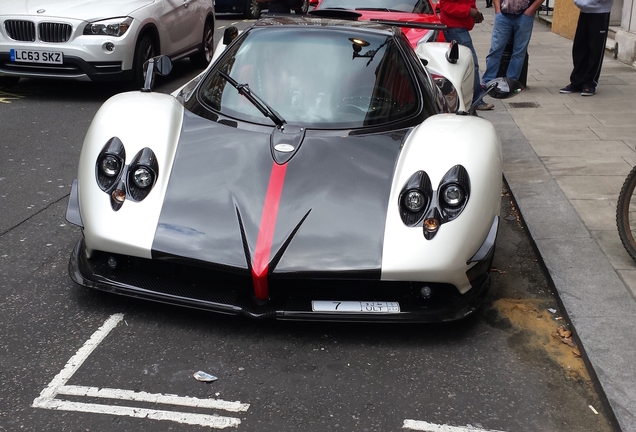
[274,143,295,153]
[37,9,45,13]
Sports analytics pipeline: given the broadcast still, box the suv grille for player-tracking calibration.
[39,22,72,43]
[5,20,36,42]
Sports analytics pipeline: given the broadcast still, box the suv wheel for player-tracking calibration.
[245,0,261,18]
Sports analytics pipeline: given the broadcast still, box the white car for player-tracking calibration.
[66,15,523,322]
[0,0,216,87]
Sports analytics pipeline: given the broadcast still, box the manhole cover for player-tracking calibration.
[508,102,540,108]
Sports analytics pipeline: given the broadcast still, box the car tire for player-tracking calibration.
[0,76,20,87]
[245,0,261,18]
[132,34,157,89]
[293,0,309,14]
[190,18,214,69]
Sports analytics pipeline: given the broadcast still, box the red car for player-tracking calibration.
[313,0,444,47]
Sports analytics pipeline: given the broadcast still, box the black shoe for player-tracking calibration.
[559,84,580,94]
[581,86,596,96]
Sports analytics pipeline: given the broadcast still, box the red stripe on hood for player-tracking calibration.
[252,162,288,300]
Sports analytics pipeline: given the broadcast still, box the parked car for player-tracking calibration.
[215,0,309,19]
[314,0,445,46]
[0,0,216,87]
[66,14,522,322]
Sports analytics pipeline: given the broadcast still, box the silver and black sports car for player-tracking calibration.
[66,13,522,322]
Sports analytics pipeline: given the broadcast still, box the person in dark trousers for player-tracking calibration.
[559,0,614,96]
[480,0,544,86]
[439,0,494,110]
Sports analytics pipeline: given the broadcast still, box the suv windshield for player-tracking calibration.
[197,26,421,129]
[318,0,434,14]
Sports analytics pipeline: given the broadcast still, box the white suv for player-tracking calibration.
[0,0,215,87]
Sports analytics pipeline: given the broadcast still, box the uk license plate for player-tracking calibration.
[312,301,400,313]
[10,49,63,64]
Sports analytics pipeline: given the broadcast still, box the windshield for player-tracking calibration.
[318,0,434,14]
[197,27,420,129]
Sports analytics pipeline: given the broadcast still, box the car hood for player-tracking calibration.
[1,0,153,20]
[152,111,408,286]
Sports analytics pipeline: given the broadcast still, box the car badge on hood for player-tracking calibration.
[37,9,45,13]
[274,143,295,153]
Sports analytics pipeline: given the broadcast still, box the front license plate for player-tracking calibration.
[10,49,63,64]
[312,301,400,313]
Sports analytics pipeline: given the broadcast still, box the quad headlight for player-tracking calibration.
[399,165,470,239]
[127,147,158,202]
[100,155,120,177]
[84,17,133,37]
[404,190,426,212]
[132,166,153,188]
[95,137,158,210]
[441,184,465,207]
[96,138,126,192]
[398,171,432,226]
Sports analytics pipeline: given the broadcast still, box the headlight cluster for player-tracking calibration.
[398,165,470,239]
[96,137,158,211]
[84,17,133,37]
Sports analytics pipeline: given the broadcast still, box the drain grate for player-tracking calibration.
[507,101,540,108]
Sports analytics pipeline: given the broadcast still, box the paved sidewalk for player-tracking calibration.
[468,8,636,432]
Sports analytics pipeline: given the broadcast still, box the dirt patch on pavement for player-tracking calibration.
[492,298,589,380]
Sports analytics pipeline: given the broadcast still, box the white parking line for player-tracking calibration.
[57,385,249,412]
[33,399,241,428]
[32,313,250,429]
[403,420,506,432]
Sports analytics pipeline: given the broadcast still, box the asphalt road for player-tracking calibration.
[0,15,617,432]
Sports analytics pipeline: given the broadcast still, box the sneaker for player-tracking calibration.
[559,84,580,94]
[475,102,494,110]
[581,86,596,96]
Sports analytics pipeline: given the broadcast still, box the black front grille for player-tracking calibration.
[39,22,72,42]
[5,20,36,42]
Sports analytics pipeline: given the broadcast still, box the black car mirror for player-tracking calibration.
[223,27,239,45]
[141,55,173,92]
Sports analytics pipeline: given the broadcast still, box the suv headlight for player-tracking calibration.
[84,17,133,37]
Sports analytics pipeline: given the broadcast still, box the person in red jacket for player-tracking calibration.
[439,0,493,110]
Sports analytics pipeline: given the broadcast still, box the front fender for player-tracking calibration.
[416,42,475,112]
[381,114,502,293]
[77,92,184,259]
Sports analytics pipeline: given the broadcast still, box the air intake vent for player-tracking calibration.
[39,22,72,43]
[5,20,36,42]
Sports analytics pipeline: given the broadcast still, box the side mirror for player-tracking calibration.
[223,26,239,45]
[141,55,173,92]
[445,40,459,64]
[464,77,524,114]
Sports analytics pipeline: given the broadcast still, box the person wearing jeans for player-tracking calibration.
[439,0,492,110]
[481,0,544,86]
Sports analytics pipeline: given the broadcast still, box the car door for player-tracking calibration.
[159,0,200,54]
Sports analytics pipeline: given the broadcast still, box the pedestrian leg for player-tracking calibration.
[481,13,513,84]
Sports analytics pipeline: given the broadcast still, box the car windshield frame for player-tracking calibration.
[318,0,434,14]
[194,25,425,130]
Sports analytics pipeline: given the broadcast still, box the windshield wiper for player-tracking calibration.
[217,70,286,127]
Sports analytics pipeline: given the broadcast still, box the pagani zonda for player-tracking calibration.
[66,15,521,322]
